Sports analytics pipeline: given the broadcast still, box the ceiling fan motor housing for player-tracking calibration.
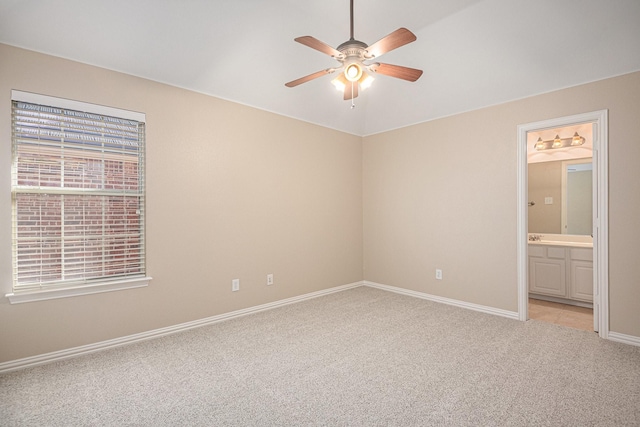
[337,39,369,60]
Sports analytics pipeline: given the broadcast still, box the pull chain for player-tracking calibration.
[351,82,356,109]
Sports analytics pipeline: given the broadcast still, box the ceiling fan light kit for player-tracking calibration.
[345,63,363,82]
[285,0,423,104]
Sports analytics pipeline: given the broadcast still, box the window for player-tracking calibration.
[7,91,150,303]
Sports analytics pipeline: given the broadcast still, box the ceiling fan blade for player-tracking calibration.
[369,63,423,82]
[365,28,417,58]
[294,36,343,58]
[285,69,335,88]
[343,80,359,100]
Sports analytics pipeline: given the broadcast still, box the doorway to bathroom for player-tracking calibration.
[527,125,593,331]
[516,110,609,338]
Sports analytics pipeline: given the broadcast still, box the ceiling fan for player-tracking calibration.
[285,0,423,101]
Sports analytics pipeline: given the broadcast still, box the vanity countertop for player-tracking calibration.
[528,234,593,248]
[528,240,593,248]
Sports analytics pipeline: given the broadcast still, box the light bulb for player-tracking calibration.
[344,63,362,82]
[535,137,545,150]
[360,74,374,90]
[331,77,345,92]
[571,132,584,146]
[552,134,562,148]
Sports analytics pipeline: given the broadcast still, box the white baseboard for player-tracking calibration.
[4,279,635,373]
[0,281,364,374]
[607,331,640,347]
[364,280,520,320]
[364,281,639,347]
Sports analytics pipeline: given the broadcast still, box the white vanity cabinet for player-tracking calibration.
[528,244,593,303]
[569,248,593,302]
[529,246,567,297]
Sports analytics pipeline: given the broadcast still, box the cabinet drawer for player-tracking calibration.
[547,247,566,259]
[571,248,593,261]
[528,245,544,258]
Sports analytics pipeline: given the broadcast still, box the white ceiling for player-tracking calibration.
[1,0,639,136]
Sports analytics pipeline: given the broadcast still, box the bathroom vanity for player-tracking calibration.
[528,234,593,307]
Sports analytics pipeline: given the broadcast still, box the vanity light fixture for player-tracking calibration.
[535,132,586,151]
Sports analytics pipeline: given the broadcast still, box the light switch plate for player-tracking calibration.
[545,197,553,205]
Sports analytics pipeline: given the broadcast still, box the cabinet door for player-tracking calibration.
[529,257,567,297]
[570,260,593,302]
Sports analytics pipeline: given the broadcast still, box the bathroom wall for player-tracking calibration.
[528,161,562,234]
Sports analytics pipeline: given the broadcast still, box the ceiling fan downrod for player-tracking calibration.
[350,0,355,40]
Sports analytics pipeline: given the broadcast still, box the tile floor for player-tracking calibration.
[528,298,594,332]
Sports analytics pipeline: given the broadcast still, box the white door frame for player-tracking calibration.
[516,110,609,338]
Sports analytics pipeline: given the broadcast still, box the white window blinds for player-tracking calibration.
[11,95,146,292]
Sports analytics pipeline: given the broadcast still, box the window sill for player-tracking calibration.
[5,276,152,304]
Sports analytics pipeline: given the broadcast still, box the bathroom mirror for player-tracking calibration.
[528,157,593,235]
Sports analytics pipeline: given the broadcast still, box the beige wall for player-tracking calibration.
[528,161,563,234]
[363,71,640,337]
[0,44,363,363]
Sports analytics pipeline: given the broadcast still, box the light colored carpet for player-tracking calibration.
[1,286,639,426]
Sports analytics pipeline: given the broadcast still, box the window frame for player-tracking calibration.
[6,90,151,304]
